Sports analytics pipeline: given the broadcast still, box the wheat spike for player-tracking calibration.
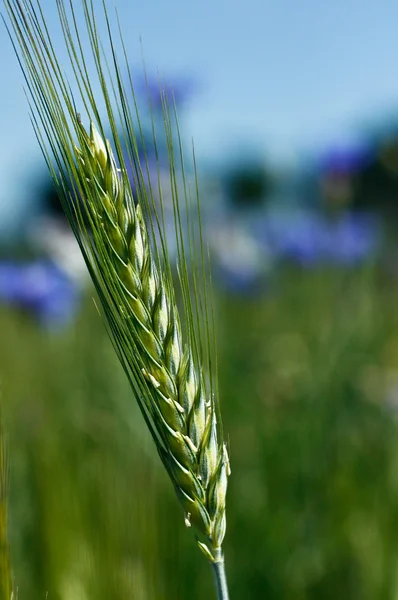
[4,0,231,591]
[76,120,230,561]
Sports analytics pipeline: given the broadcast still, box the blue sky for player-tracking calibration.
[1,0,398,230]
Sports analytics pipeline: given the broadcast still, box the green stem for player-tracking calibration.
[212,560,230,600]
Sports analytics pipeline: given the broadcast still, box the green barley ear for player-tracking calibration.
[3,0,230,596]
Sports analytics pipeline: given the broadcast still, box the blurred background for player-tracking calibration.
[3,0,398,598]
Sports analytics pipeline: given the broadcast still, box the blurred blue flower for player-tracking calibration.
[254,210,380,267]
[318,136,373,176]
[214,208,380,292]
[0,259,80,328]
[324,213,380,265]
[260,211,322,266]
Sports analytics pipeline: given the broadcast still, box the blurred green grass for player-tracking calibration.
[2,265,398,598]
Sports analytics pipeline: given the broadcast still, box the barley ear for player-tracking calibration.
[4,0,231,597]
[76,121,230,560]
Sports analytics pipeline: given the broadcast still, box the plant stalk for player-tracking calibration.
[212,560,230,600]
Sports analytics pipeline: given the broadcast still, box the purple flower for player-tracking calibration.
[318,138,373,176]
[261,212,323,265]
[0,259,80,328]
[323,213,380,265]
[254,210,380,267]
[210,208,381,294]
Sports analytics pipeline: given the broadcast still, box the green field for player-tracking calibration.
[2,264,398,599]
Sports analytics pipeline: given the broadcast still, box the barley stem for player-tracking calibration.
[212,559,229,600]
